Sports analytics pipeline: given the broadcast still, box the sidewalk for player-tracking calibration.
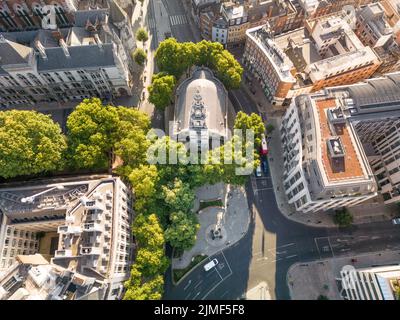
[287,249,400,300]
[172,183,250,270]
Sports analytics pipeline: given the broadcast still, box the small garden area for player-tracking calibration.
[173,255,208,283]
[333,208,353,227]
[199,199,223,211]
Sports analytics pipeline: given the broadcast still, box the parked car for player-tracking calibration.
[255,165,262,177]
[392,218,400,225]
[204,259,218,271]
[262,159,269,175]
[260,134,268,156]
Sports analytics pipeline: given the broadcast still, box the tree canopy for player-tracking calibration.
[165,211,199,251]
[66,98,150,170]
[136,27,149,43]
[148,73,176,110]
[234,111,266,147]
[155,39,243,89]
[0,110,66,178]
[132,48,147,66]
[162,178,195,213]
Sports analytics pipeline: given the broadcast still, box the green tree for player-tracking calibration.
[234,111,266,147]
[210,48,243,89]
[67,98,119,169]
[162,179,195,212]
[333,208,353,227]
[124,272,164,300]
[148,74,176,110]
[135,247,169,277]
[165,211,200,251]
[0,110,67,178]
[194,40,224,67]
[129,165,159,211]
[155,38,188,78]
[204,136,259,186]
[133,214,165,248]
[132,48,147,66]
[136,27,149,44]
[66,98,150,170]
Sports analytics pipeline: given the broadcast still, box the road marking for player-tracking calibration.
[192,292,201,300]
[183,280,192,291]
[286,254,298,259]
[185,292,192,299]
[222,251,233,275]
[327,237,335,257]
[194,280,203,289]
[279,243,296,248]
[169,15,188,26]
[147,18,156,29]
[254,187,274,191]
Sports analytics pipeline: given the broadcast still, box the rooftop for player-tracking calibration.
[173,68,228,139]
[0,254,106,300]
[0,176,123,278]
[315,99,365,182]
[247,25,296,82]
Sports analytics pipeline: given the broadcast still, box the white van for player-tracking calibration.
[204,259,218,271]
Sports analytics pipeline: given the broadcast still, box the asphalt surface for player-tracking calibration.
[158,3,400,300]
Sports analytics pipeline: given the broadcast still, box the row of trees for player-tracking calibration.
[0,98,151,180]
[148,39,244,110]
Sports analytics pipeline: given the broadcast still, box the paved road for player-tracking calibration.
[164,169,400,300]
[161,0,201,42]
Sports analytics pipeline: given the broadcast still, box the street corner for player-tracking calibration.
[286,260,342,300]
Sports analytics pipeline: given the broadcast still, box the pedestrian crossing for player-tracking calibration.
[169,14,188,26]
[147,18,156,29]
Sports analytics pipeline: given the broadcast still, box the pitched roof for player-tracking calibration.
[0,35,32,66]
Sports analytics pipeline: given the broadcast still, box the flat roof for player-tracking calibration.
[316,99,365,182]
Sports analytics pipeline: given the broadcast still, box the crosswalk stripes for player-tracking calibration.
[169,15,188,26]
[147,18,155,29]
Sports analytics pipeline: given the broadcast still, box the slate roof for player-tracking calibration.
[0,35,33,66]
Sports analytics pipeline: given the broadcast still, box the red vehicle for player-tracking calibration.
[260,134,268,156]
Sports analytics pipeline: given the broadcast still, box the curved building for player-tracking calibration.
[172,67,228,151]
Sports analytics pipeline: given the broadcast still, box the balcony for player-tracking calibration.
[58,225,82,235]
[54,249,73,258]
[80,246,101,255]
[82,222,103,233]
[80,197,104,211]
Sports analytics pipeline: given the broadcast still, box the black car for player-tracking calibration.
[262,159,269,175]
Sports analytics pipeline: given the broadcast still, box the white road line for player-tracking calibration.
[185,292,193,299]
[192,292,201,300]
[327,237,335,257]
[222,250,233,276]
[214,266,223,281]
[170,15,187,26]
[183,280,192,291]
[279,243,296,248]
[254,187,274,191]
[286,254,298,259]
[194,280,203,289]
[314,237,322,257]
